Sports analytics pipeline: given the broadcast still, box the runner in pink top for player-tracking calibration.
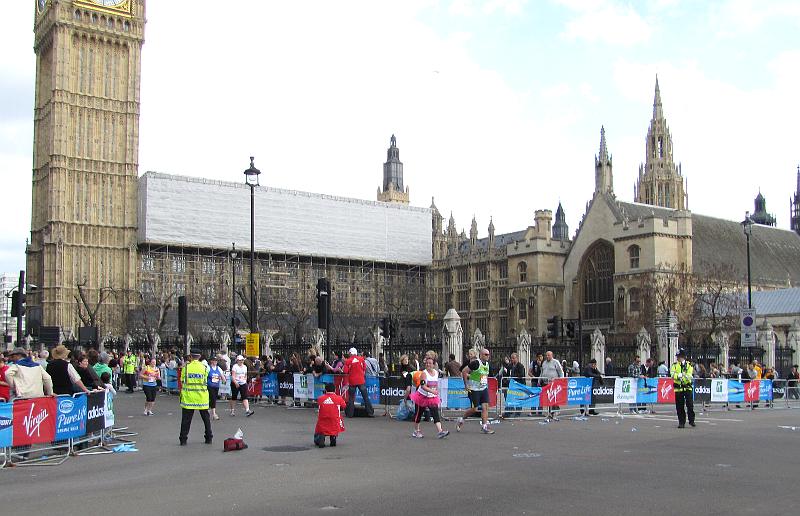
[409,356,449,439]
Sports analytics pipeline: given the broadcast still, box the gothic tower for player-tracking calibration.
[377,134,409,204]
[791,166,800,235]
[594,126,613,195]
[750,191,776,226]
[27,0,145,336]
[552,202,569,241]
[634,77,687,210]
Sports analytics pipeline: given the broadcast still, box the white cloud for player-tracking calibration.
[708,0,800,38]
[558,0,653,46]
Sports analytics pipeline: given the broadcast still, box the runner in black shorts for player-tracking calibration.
[456,348,495,434]
[229,355,254,417]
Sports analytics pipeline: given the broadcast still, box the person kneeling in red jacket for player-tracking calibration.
[314,383,346,448]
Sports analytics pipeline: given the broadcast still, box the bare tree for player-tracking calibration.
[136,273,176,356]
[635,263,696,338]
[74,280,115,329]
[692,261,744,343]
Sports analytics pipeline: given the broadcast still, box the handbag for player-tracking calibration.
[223,438,248,452]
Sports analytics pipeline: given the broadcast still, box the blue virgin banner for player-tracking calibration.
[55,394,87,440]
[443,377,473,409]
[0,402,12,447]
[505,378,541,408]
[727,380,745,403]
[567,377,593,405]
[261,373,278,397]
[636,378,659,404]
[759,379,773,401]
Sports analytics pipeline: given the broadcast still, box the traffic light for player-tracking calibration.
[10,291,25,318]
[317,278,331,329]
[565,321,576,339]
[546,316,560,339]
[379,318,390,339]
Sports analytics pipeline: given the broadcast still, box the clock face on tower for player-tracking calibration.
[75,0,131,15]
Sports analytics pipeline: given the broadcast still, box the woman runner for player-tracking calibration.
[409,356,449,439]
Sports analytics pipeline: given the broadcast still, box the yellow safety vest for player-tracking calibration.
[670,361,694,393]
[123,355,137,374]
[180,361,209,410]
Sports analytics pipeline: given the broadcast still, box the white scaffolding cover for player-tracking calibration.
[138,172,432,265]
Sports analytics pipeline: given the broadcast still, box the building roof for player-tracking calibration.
[611,197,800,287]
[750,288,800,316]
[692,213,800,287]
[456,230,527,254]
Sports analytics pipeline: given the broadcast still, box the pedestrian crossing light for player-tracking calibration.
[565,321,576,339]
[546,316,560,339]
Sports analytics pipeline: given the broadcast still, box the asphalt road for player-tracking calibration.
[2,391,799,515]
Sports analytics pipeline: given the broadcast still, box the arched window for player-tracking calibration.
[629,245,640,269]
[518,301,527,320]
[580,241,614,321]
[629,288,641,313]
[518,262,527,283]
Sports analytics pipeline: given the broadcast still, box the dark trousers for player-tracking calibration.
[314,434,337,447]
[124,373,136,391]
[179,408,212,442]
[345,384,374,417]
[788,383,799,400]
[674,390,694,426]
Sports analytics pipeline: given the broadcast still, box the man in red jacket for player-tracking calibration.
[314,383,346,447]
[343,347,374,417]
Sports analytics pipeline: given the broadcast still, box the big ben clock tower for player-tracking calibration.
[27,0,145,338]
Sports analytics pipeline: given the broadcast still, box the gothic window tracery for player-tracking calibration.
[580,241,614,321]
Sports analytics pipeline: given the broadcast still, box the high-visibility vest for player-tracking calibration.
[180,360,209,410]
[670,361,694,393]
[123,355,137,374]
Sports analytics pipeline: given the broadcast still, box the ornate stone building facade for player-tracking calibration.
[377,135,409,205]
[27,0,144,339]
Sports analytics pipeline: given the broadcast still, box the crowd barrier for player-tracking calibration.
[0,389,129,468]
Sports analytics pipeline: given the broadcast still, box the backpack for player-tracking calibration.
[223,438,248,452]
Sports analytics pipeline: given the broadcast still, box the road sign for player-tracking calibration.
[245,333,259,357]
[741,308,756,347]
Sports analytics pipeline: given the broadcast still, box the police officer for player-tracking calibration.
[179,349,212,446]
[123,350,137,392]
[670,349,695,428]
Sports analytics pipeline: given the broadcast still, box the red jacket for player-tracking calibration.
[343,356,366,386]
[315,393,346,435]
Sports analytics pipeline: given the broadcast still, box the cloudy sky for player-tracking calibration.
[1,0,799,275]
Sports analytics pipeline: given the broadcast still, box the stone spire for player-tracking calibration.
[595,126,613,195]
[751,190,776,226]
[488,217,495,245]
[377,134,409,204]
[553,202,569,241]
[469,216,478,245]
[634,77,687,210]
[790,165,800,235]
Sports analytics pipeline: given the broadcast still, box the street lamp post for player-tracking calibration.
[230,243,238,350]
[244,157,261,335]
[741,211,753,309]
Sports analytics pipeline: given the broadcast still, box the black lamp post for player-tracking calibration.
[741,211,753,309]
[230,243,238,348]
[244,157,261,335]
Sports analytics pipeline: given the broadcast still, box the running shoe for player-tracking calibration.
[230,410,235,416]
[437,430,450,439]
[246,410,255,417]
[481,425,495,435]
[143,411,148,416]
[456,417,464,432]
[411,430,424,439]
[147,411,154,416]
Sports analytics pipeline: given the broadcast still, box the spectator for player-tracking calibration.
[101,371,115,396]
[76,353,104,390]
[502,353,526,418]
[89,349,112,382]
[529,353,543,380]
[444,354,461,377]
[411,353,420,371]
[605,357,615,376]
[582,359,602,416]
[787,365,799,400]
[378,353,387,376]
[657,361,669,377]
[217,349,231,373]
[398,354,414,401]
[310,356,330,380]
[696,364,709,379]
[645,358,658,378]
[0,354,10,401]
[343,347,374,417]
[36,349,49,367]
[540,351,564,414]
[6,347,54,399]
[364,351,380,377]
[627,356,646,413]
[46,345,90,395]
[330,353,343,373]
